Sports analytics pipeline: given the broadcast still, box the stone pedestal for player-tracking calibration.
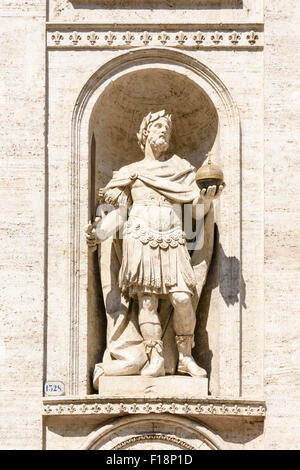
[97,375,208,399]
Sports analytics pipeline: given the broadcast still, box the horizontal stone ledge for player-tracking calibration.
[43,396,266,418]
[47,46,264,53]
[70,0,243,7]
[46,23,265,31]
[69,0,242,6]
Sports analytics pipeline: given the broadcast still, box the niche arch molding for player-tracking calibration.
[79,414,227,450]
[69,47,241,396]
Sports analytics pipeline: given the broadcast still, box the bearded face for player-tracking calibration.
[146,117,171,154]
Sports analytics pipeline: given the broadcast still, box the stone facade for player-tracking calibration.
[0,0,299,450]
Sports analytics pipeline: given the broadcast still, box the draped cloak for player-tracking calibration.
[93,155,215,386]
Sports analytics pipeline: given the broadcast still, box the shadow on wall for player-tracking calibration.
[194,225,246,385]
[219,243,246,309]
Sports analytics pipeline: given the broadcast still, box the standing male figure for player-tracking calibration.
[87,110,223,379]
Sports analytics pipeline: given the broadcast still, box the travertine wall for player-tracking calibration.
[0,0,299,450]
[263,0,300,450]
[0,1,46,449]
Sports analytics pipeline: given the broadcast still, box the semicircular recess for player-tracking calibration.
[81,415,222,450]
[89,68,219,191]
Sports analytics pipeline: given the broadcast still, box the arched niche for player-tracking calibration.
[89,68,219,198]
[70,48,240,397]
[80,414,226,450]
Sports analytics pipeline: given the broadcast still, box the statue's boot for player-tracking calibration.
[141,340,165,377]
[176,335,207,378]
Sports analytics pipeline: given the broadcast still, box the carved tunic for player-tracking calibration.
[103,155,200,299]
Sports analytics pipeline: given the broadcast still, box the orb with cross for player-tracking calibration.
[195,152,224,190]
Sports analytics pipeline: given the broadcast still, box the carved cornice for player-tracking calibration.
[47,25,263,50]
[43,397,266,417]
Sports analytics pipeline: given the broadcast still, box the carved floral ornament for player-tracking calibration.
[43,399,266,417]
[49,29,263,49]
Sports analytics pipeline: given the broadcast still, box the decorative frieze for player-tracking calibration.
[47,27,263,50]
[43,397,266,417]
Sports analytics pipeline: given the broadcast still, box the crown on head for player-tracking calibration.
[137,110,172,151]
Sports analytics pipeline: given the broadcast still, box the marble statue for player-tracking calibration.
[86,110,224,387]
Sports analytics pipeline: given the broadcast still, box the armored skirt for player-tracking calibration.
[119,202,197,299]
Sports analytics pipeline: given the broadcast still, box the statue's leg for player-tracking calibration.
[138,293,165,377]
[138,294,161,340]
[170,292,207,378]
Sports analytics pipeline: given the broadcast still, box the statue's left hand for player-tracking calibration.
[193,184,225,205]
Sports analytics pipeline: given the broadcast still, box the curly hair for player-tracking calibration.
[136,110,172,152]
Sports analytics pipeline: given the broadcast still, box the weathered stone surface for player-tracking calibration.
[49,0,263,24]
